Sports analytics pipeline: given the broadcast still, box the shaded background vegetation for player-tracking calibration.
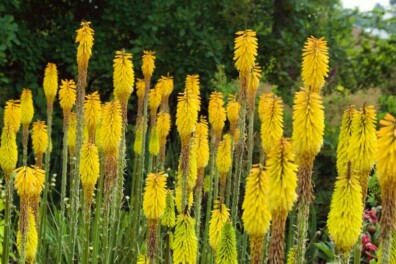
[1,0,395,261]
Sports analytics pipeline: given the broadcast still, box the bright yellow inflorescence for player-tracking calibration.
[43,63,58,104]
[193,117,209,169]
[292,89,324,162]
[31,121,48,156]
[216,222,238,264]
[247,64,261,101]
[258,93,284,155]
[14,166,42,198]
[234,29,258,77]
[113,50,134,105]
[301,36,329,93]
[100,100,122,153]
[176,89,200,141]
[84,91,102,135]
[143,172,168,219]
[158,75,174,100]
[58,79,76,113]
[161,190,176,228]
[149,86,162,114]
[242,164,271,236]
[327,165,363,254]
[20,89,34,126]
[79,141,100,203]
[76,21,94,69]
[208,91,226,139]
[157,112,171,142]
[68,113,77,155]
[185,74,200,97]
[226,94,240,133]
[267,138,298,214]
[336,106,356,176]
[216,134,232,175]
[376,113,396,187]
[142,50,156,79]
[0,127,18,179]
[4,99,21,133]
[173,213,197,264]
[209,201,230,252]
[17,209,38,263]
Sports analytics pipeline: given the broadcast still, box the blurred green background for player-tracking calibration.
[0,0,395,261]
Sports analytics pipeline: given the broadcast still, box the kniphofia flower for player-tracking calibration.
[43,63,58,105]
[20,89,34,126]
[143,172,167,219]
[209,201,230,252]
[0,127,18,180]
[173,213,198,264]
[234,29,258,77]
[76,21,94,69]
[142,50,156,79]
[208,91,226,141]
[80,141,100,206]
[58,79,76,115]
[113,50,134,107]
[4,99,21,133]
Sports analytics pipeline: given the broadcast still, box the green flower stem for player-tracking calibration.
[82,204,91,264]
[2,176,14,264]
[22,124,29,166]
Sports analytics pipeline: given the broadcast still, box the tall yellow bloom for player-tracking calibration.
[209,201,230,252]
[80,141,100,206]
[113,50,134,107]
[234,29,258,77]
[258,94,284,155]
[194,117,210,169]
[134,122,144,155]
[267,138,298,264]
[173,213,197,264]
[143,172,168,219]
[185,74,200,97]
[149,87,162,119]
[247,65,261,105]
[30,166,45,223]
[76,21,94,69]
[59,79,76,115]
[226,94,241,135]
[157,112,171,143]
[301,36,329,93]
[208,91,226,141]
[176,90,200,142]
[20,89,34,126]
[336,106,356,176]
[136,78,146,114]
[142,50,156,79]
[0,127,18,180]
[327,164,362,254]
[84,91,101,141]
[242,164,271,236]
[100,100,122,152]
[175,186,194,213]
[158,75,174,111]
[31,121,48,168]
[216,222,238,264]
[292,89,324,163]
[216,134,232,195]
[349,104,377,202]
[4,99,21,133]
[43,63,58,105]
[17,209,38,263]
[161,190,176,228]
[14,166,40,198]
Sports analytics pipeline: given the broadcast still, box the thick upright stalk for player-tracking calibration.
[295,158,314,264]
[2,177,13,264]
[165,230,171,264]
[246,106,255,172]
[38,104,53,256]
[69,65,87,263]
[231,76,248,225]
[225,140,235,207]
[92,152,105,264]
[22,124,29,166]
[57,117,69,263]
[269,213,287,264]
[82,205,91,264]
[194,168,204,238]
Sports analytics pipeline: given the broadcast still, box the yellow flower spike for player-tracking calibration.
[149,128,160,156]
[149,86,162,115]
[20,89,34,126]
[173,213,198,264]
[31,121,48,167]
[327,164,363,254]
[143,172,168,219]
[79,141,100,206]
[247,64,261,104]
[216,134,232,194]
[58,79,76,114]
[242,164,271,236]
[137,254,149,264]
[14,166,37,198]
[226,94,241,134]
[177,148,198,190]
[101,100,122,153]
[68,113,77,155]
[259,94,284,155]
[267,138,298,214]
[336,106,356,176]
[292,89,325,162]
[216,222,238,264]
[157,112,171,142]
[76,21,94,69]
[113,50,134,106]
[193,117,209,169]
[185,74,200,97]
[43,63,58,105]
[0,127,17,180]
[161,190,176,228]
[17,208,38,263]
[31,166,45,197]
[136,78,146,103]
[158,75,174,106]
[84,91,102,141]
[208,91,226,140]
[377,113,396,186]
[234,29,258,77]
[302,36,329,93]
[4,99,21,133]
[209,201,230,252]
[175,186,193,213]
[142,50,156,79]
[176,90,200,142]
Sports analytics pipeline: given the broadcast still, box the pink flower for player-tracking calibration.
[364,209,378,224]
[365,242,377,251]
[362,235,370,245]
